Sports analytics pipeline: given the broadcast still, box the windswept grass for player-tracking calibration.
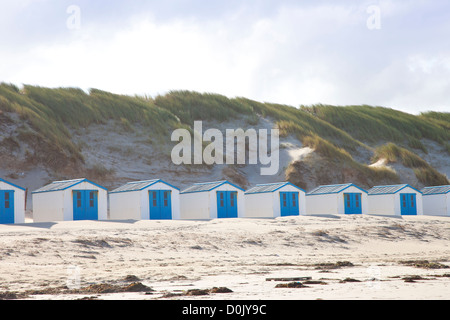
[0,83,83,166]
[372,143,428,167]
[0,83,179,168]
[154,91,253,124]
[155,93,364,151]
[301,135,353,162]
[302,104,450,150]
[303,135,399,183]
[420,111,450,131]
[24,86,178,134]
[373,143,449,186]
[1,83,448,184]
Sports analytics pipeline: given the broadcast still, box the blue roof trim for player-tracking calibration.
[348,184,369,194]
[421,185,450,195]
[281,182,306,193]
[32,179,82,194]
[368,184,408,195]
[32,178,107,194]
[368,184,422,196]
[80,179,108,191]
[245,182,287,194]
[0,178,26,191]
[109,179,180,194]
[181,180,245,194]
[159,180,180,191]
[245,182,306,194]
[307,183,351,195]
[306,183,367,196]
[180,181,225,194]
[222,181,245,192]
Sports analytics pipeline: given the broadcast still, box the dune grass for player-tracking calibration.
[302,104,449,151]
[0,83,179,168]
[302,135,399,183]
[0,83,83,165]
[420,111,450,131]
[154,91,254,124]
[0,83,448,184]
[373,143,449,186]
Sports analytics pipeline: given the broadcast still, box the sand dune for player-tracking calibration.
[0,215,448,300]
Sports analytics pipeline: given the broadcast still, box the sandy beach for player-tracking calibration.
[0,215,449,300]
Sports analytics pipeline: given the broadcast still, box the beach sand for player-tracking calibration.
[0,215,448,300]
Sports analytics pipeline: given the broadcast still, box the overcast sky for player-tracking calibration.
[1,0,450,114]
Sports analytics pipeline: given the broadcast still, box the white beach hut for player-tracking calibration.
[421,185,450,217]
[0,178,26,224]
[109,179,180,220]
[244,182,306,218]
[305,183,368,215]
[32,178,108,222]
[367,184,423,216]
[180,181,244,220]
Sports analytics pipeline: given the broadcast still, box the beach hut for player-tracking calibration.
[367,184,423,216]
[32,178,107,222]
[0,178,26,224]
[109,179,180,220]
[421,185,450,217]
[306,183,368,215]
[180,181,244,220]
[244,182,306,218]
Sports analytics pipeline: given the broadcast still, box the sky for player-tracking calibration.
[1,0,450,114]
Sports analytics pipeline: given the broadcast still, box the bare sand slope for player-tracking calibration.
[0,215,449,300]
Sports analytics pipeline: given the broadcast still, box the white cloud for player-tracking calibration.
[1,1,450,113]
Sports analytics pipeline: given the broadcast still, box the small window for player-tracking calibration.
[164,200,168,206]
[220,193,224,199]
[293,199,296,207]
[164,192,169,199]
[153,199,157,206]
[230,199,234,207]
[4,192,10,209]
[283,194,286,200]
[220,200,224,207]
[283,200,287,207]
[77,200,82,208]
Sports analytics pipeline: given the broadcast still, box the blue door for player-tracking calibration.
[73,190,98,221]
[280,192,300,217]
[400,193,417,215]
[149,190,172,220]
[217,191,238,219]
[227,192,238,218]
[344,193,362,215]
[0,190,15,224]
[86,191,98,220]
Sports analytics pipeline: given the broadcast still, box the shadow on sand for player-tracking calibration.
[305,214,342,219]
[3,222,58,229]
